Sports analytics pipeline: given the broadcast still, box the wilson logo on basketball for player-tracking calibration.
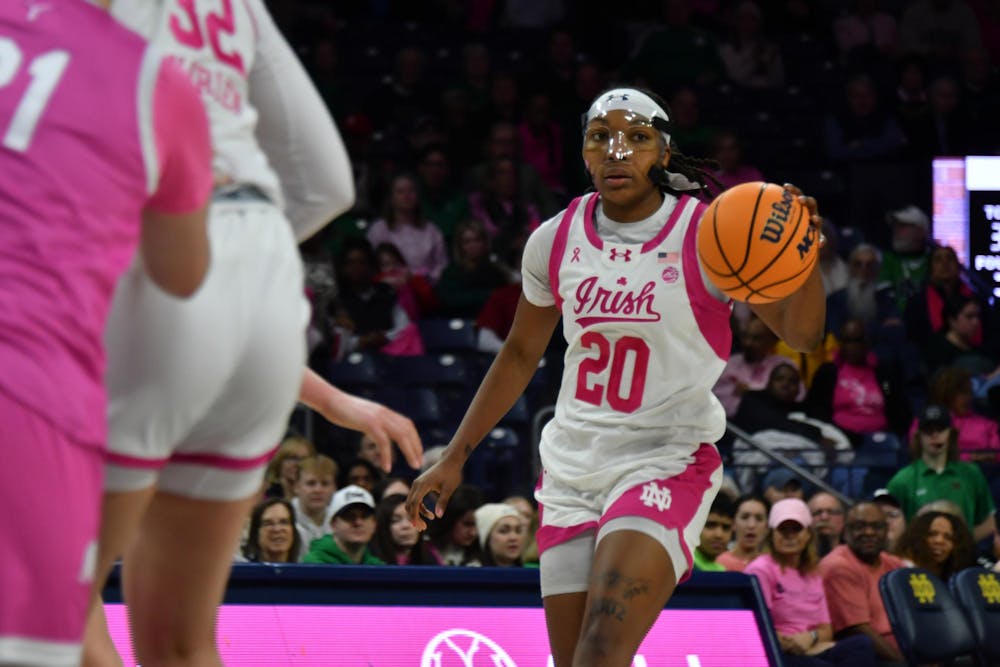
[572,277,661,327]
[758,188,795,244]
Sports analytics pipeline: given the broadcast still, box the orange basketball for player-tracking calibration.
[697,181,819,303]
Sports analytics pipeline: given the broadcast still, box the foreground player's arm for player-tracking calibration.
[749,185,825,352]
[298,368,422,472]
[141,54,213,297]
[406,296,560,529]
[247,0,354,241]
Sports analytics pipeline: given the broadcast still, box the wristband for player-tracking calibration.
[810,629,819,646]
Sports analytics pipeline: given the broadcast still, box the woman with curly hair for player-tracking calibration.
[895,509,976,582]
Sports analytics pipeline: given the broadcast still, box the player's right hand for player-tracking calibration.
[405,454,463,531]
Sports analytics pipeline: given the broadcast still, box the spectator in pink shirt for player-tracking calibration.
[714,316,791,417]
[367,173,448,283]
[745,499,876,666]
[921,366,1000,462]
[807,319,911,448]
[818,502,905,664]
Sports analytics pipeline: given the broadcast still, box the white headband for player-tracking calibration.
[586,89,670,133]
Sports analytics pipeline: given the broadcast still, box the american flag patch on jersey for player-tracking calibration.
[657,251,679,263]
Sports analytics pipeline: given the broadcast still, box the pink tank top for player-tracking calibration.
[0,0,212,447]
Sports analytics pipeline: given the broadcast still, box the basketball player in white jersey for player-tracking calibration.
[407,87,827,667]
[82,1,422,665]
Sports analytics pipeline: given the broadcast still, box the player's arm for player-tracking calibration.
[247,0,354,241]
[748,185,825,352]
[140,53,213,297]
[407,296,560,528]
[298,368,422,472]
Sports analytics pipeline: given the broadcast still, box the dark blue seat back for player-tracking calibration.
[949,567,1000,664]
[879,567,977,665]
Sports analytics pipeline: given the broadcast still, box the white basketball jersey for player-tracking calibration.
[540,192,732,489]
[112,0,282,207]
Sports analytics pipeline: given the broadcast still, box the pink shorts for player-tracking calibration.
[536,443,722,595]
[0,389,101,666]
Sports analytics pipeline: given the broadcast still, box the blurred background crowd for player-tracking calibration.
[236,0,1000,623]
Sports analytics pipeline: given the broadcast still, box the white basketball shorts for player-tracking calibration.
[103,198,308,501]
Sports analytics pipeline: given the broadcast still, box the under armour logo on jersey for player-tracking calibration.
[608,248,632,262]
[639,482,672,512]
[571,247,581,263]
[617,277,627,286]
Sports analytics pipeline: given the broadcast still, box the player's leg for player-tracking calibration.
[82,487,156,667]
[123,491,256,666]
[124,200,306,664]
[573,444,724,667]
[83,204,247,665]
[540,534,595,666]
[574,529,679,667]
[0,390,103,667]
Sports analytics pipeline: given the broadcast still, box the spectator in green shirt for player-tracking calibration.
[304,486,384,565]
[886,404,997,542]
[693,494,735,572]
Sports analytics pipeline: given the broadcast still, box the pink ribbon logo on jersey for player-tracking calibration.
[572,277,661,327]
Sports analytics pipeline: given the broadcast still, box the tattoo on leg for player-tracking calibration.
[594,570,652,600]
[589,597,626,622]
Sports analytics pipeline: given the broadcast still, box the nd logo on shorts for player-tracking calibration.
[602,444,721,531]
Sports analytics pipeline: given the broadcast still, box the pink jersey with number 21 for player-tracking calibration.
[0,0,212,448]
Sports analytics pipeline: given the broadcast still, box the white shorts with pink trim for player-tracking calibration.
[0,389,101,666]
[103,201,308,501]
[535,442,722,597]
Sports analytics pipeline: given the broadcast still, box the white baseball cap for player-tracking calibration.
[330,485,375,519]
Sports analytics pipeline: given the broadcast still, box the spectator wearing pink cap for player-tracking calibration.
[745,499,876,667]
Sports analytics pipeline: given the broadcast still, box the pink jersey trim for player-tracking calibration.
[549,196,585,311]
[169,445,278,471]
[581,194,603,250]
[600,443,722,584]
[145,57,213,214]
[105,452,167,470]
[105,444,278,471]
[683,200,732,360]
[641,194,690,253]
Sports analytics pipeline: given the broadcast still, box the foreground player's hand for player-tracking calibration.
[339,392,423,472]
[405,454,463,531]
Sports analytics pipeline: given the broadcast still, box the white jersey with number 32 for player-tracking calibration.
[113,0,281,206]
[525,192,732,491]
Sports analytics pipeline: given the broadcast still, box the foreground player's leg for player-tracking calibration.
[122,491,255,667]
[574,530,678,667]
[83,487,157,667]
